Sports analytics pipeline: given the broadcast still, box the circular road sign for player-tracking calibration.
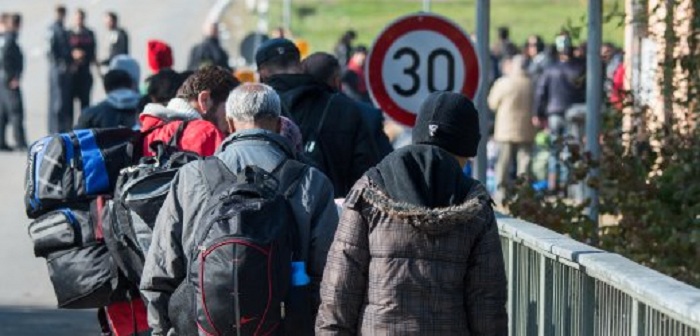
[366,13,481,127]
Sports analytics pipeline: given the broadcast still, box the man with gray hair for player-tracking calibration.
[141,83,338,336]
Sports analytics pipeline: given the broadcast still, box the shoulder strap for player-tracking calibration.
[167,120,190,149]
[313,93,337,138]
[272,159,309,199]
[271,159,308,261]
[200,156,236,196]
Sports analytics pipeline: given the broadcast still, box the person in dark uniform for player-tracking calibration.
[47,5,73,133]
[100,11,128,66]
[187,22,229,71]
[68,8,97,111]
[0,13,28,151]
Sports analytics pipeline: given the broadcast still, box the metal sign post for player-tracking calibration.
[474,0,490,183]
[423,0,431,12]
[283,0,292,32]
[586,0,603,242]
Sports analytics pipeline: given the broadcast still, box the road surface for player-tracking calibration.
[0,0,217,334]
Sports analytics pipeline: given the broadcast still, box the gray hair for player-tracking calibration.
[225,83,281,122]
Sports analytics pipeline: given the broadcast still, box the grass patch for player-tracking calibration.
[265,0,626,53]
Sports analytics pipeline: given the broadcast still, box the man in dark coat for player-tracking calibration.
[68,9,97,110]
[75,70,140,129]
[534,34,586,191]
[0,13,27,150]
[302,51,393,158]
[316,92,508,335]
[100,12,129,66]
[47,5,73,133]
[187,23,229,70]
[256,38,381,197]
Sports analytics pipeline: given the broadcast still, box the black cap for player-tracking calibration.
[255,38,300,68]
[412,92,481,158]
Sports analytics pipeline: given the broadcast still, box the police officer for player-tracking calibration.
[48,5,73,133]
[68,8,97,111]
[0,13,28,150]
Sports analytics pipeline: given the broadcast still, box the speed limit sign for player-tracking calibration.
[366,13,481,127]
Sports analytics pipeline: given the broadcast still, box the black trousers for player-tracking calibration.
[0,85,27,148]
[72,71,93,110]
[48,65,74,133]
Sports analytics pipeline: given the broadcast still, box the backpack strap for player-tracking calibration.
[272,159,309,199]
[271,159,309,261]
[199,156,236,196]
[167,120,190,149]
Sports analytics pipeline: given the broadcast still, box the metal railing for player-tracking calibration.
[497,213,700,336]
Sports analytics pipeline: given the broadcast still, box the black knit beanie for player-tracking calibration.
[412,91,481,158]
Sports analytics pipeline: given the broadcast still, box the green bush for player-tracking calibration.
[504,0,700,287]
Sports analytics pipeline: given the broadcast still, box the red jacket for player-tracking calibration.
[610,63,625,110]
[105,104,224,336]
[140,114,224,157]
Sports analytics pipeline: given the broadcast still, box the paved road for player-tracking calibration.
[0,0,216,334]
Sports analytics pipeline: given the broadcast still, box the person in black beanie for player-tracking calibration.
[316,91,508,335]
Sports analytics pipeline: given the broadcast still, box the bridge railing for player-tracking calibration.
[497,214,700,336]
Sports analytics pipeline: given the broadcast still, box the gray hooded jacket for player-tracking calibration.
[140,129,339,335]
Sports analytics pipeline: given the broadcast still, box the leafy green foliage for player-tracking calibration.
[505,0,700,287]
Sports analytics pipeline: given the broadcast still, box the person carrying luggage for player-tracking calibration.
[140,83,338,336]
[101,66,240,336]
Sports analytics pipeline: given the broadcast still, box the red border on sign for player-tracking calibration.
[366,13,480,127]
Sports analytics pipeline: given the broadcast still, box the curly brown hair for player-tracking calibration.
[176,65,240,106]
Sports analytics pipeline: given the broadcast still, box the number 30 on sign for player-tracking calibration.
[366,13,481,127]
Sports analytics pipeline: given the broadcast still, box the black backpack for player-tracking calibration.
[24,127,142,219]
[168,158,313,336]
[105,121,200,287]
[27,202,117,309]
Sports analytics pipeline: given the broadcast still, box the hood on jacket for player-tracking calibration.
[363,144,489,235]
[140,98,202,122]
[217,128,296,159]
[107,88,141,110]
[265,73,331,110]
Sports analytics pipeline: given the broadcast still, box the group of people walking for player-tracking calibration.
[25,25,507,333]
[487,27,623,198]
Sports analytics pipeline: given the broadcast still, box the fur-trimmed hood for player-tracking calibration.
[356,177,491,235]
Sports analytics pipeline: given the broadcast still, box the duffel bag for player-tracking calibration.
[25,127,142,219]
[28,205,117,309]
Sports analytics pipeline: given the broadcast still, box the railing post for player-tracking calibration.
[538,255,553,336]
[581,275,595,336]
[508,239,518,336]
[632,299,646,335]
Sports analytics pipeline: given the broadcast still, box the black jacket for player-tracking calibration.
[0,32,23,85]
[74,89,140,129]
[534,58,586,117]
[68,27,97,75]
[102,27,129,65]
[187,37,229,70]
[48,21,71,68]
[355,101,392,159]
[266,74,381,197]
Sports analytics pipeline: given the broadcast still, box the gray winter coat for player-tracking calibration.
[140,129,339,335]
